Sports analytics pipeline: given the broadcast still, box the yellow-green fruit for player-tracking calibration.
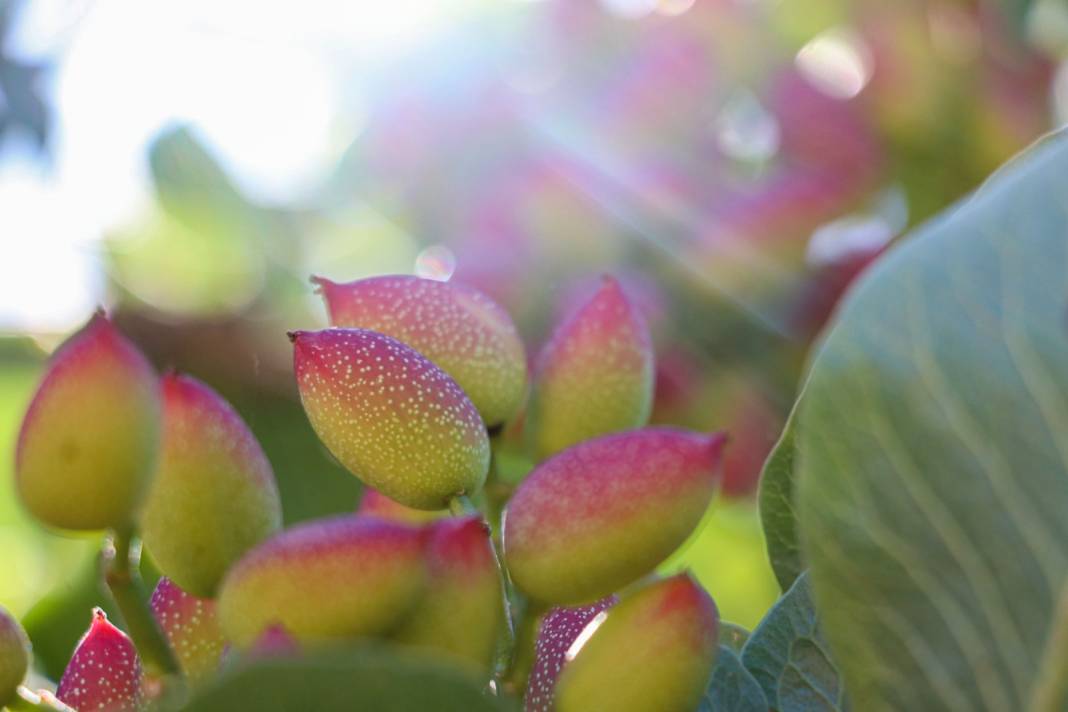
[291,328,490,510]
[357,487,443,525]
[315,275,528,427]
[555,574,719,712]
[527,275,653,459]
[217,515,427,647]
[16,312,161,530]
[504,427,726,605]
[141,373,282,596]
[394,515,504,672]
[150,577,226,684]
[0,606,30,707]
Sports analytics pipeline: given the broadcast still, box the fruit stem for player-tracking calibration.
[103,528,182,679]
[489,543,517,689]
[447,494,479,517]
[9,687,74,711]
[448,494,517,691]
[505,603,543,693]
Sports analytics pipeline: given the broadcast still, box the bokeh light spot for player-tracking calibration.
[414,245,457,282]
[714,90,781,164]
[795,27,873,100]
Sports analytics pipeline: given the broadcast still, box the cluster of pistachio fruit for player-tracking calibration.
[2,273,727,712]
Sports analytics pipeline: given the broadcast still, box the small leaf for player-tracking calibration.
[758,405,802,592]
[740,572,846,711]
[697,645,767,712]
[778,638,843,712]
[176,644,515,711]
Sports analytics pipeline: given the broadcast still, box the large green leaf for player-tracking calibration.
[720,622,751,653]
[759,404,802,592]
[178,645,516,711]
[796,131,1068,710]
[699,645,767,712]
[740,572,846,712]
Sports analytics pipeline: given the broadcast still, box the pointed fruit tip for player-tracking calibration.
[309,275,334,295]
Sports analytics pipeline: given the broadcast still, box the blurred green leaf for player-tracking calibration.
[149,126,253,227]
[230,392,362,526]
[178,645,516,711]
[107,208,267,317]
[797,132,1068,709]
[699,645,767,712]
[22,554,115,681]
[758,406,802,593]
[740,572,845,711]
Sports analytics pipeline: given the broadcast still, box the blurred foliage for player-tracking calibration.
[0,1,50,153]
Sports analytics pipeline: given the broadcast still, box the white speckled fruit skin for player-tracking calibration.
[292,328,490,510]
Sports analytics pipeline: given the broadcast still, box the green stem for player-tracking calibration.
[489,540,516,687]
[8,687,74,711]
[103,529,181,678]
[506,604,543,694]
[482,436,514,533]
[447,494,479,517]
[448,493,517,691]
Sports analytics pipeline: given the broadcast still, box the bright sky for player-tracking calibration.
[0,0,494,334]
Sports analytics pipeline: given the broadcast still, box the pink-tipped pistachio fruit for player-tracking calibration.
[524,596,617,712]
[314,275,528,427]
[217,515,427,647]
[16,313,161,530]
[394,515,504,671]
[291,328,490,510]
[0,606,31,708]
[141,373,282,596]
[248,624,300,660]
[504,427,726,605]
[527,276,654,459]
[357,487,443,525]
[150,577,226,684]
[555,574,718,712]
[57,609,144,712]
